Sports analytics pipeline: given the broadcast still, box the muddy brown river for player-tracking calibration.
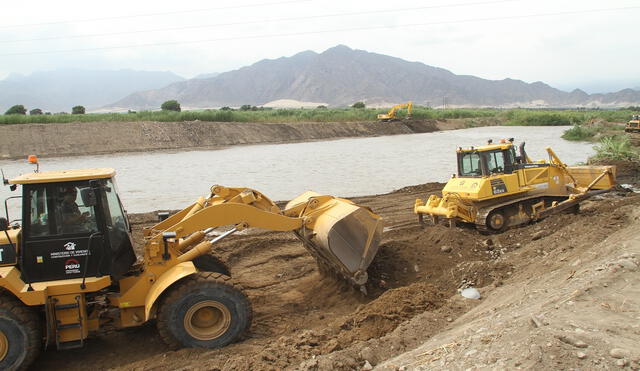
[1,126,593,216]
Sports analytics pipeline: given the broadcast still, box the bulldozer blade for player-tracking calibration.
[286,192,383,286]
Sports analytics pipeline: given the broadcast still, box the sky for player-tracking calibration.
[0,0,638,93]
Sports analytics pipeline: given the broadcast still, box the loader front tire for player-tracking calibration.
[0,294,41,371]
[156,273,252,350]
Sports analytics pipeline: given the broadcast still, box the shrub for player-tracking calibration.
[29,108,43,115]
[351,101,365,109]
[220,106,231,111]
[5,105,26,115]
[316,105,327,109]
[161,100,181,112]
[562,124,599,141]
[592,136,639,161]
[72,105,86,114]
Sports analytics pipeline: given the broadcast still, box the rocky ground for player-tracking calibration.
[31,158,640,370]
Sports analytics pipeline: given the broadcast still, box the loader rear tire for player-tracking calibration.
[156,273,252,350]
[0,293,41,371]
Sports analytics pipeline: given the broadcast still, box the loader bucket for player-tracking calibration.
[285,192,383,286]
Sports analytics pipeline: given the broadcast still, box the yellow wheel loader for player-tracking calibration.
[625,115,640,133]
[0,161,382,370]
[414,139,616,233]
[377,101,413,121]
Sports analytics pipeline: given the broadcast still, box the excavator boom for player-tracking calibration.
[144,186,383,286]
[377,101,413,121]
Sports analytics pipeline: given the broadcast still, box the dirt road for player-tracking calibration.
[30,176,640,370]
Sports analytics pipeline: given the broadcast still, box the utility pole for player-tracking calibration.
[442,96,447,109]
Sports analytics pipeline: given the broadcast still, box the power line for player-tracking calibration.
[0,0,524,44]
[1,6,638,57]
[0,0,312,30]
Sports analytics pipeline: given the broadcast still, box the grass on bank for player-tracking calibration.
[592,136,639,162]
[0,107,498,125]
[503,109,632,126]
[561,122,625,141]
[1,106,635,126]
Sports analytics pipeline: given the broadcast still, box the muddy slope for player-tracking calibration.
[31,181,639,370]
[0,119,442,159]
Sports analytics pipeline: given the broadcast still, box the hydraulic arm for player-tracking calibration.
[143,185,383,286]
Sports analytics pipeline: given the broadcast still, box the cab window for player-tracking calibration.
[459,152,482,177]
[485,151,506,174]
[28,186,52,237]
[101,179,128,232]
[56,184,98,235]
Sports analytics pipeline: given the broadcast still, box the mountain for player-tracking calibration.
[107,45,640,110]
[0,69,184,113]
[193,72,220,80]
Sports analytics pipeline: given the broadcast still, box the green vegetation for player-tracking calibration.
[562,125,600,141]
[351,101,365,109]
[72,105,86,114]
[592,136,639,162]
[1,106,637,126]
[5,105,26,115]
[561,121,625,141]
[161,100,181,112]
[29,108,43,115]
[503,109,632,126]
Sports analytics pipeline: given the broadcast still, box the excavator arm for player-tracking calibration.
[377,101,413,121]
[142,186,383,286]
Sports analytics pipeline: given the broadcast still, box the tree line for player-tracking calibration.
[4,99,371,116]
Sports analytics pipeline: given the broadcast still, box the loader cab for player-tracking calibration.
[6,169,136,284]
[457,143,517,177]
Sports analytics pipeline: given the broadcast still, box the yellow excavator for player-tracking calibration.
[0,158,382,370]
[414,138,616,232]
[377,101,413,121]
[625,115,640,133]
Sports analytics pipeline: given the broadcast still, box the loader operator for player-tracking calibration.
[61,187,92,231]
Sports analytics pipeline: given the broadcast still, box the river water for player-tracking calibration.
[0,126,594,215]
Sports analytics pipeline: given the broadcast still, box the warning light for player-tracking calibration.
[27,155,40,173]
[499,138,507,144]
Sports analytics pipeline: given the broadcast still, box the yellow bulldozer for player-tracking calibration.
[0,158,382,370]
[377,101,413,121]
[414,138,616,232]
[625,114,640,133]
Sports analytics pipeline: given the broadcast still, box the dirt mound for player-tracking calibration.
[590,158,640,184]
[338,282,447,343]
[380,194,640,370]
[390,182,444,194]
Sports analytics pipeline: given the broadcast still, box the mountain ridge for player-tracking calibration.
[107,45,640,110]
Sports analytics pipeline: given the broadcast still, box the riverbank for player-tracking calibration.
[0,119,471,159]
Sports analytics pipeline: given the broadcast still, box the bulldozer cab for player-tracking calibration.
[4,169,136,284]
[457,143,518,177]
